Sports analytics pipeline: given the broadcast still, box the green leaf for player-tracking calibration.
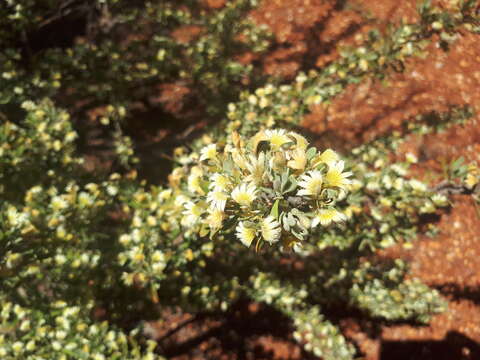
[306,147,317,161]
[223,156,234,173]
[283,176,298,194]
[281,170,289,190]
[450,156,464,171]
[270,199,280,218]
[64,349,88,359]
[0,93,12,105]
[273,175,281,192]
[262,187,276,197]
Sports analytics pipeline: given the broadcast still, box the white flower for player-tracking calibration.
[26,340,36,351]
[310,149,337,169]
[297,170,323,197]
[19,320,31,331]
[289,132,309,150]
[366,180,380,192]
[231,149,248,170]
[315,149,339,166]
[209,173,231,191]
[245,152,266,185]
[182,201,204,226]
[382,174,393,189]
[106,185,118,196]
[21,100,35,110]
[248,94,258,105]
[374,158,385,169]
[78,192,94,207]
[261,216,281,243]
[465,172,479,189]
[56,330,67,340]
[51,196,68,211]
[409,179,427,193]
[12,342,23,353]
[296,73,308,83]
[431,193,448,207]
[311,208,347,227]
[151,250,166,274]
[174,194,189,207]
[207,189,228,211]
[264,129,291,149]
[199,144,218,161]
[420,201,436,214]
[206,209,225,230]
[7,206,29,227]
[187,166,204,195]
[259,97,269,108]
[65,131,77,142]
[348,179,363,192]
[394,178,404,191]
[231,183,257,207]
[236,221,256,247]
[287,148,307,171]
[325,161,352,189]
[158,189,172,201]
[391,164,407,176]
[405,152,418,163]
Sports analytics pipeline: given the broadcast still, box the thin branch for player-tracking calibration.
[431,181,479,195]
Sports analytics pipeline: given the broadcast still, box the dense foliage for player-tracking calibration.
[1,1,479,359]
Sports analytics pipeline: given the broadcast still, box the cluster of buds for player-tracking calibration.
[179,129,352,251]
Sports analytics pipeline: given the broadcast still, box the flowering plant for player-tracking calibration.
[1,1,479,360]
[177,129,352,251]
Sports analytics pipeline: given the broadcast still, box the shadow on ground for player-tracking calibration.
[381,331,480,360]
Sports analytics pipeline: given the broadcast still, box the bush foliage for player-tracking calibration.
[1,1,479,359]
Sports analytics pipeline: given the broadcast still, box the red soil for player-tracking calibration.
[250,0,367,78]
[302,30,480,150]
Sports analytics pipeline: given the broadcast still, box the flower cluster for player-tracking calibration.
[0,299,163,360]
[0,100,80,197]
[116,186,175,290]
[177,129,352,251]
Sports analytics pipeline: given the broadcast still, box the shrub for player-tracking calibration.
[1,1,479,359]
